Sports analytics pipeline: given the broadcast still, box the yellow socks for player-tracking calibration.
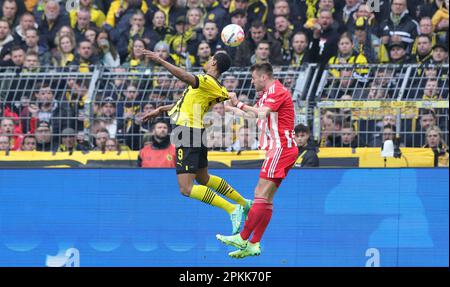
[189,185,235,214]
[206,175,246,206]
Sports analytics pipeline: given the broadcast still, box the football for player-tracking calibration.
[221,24,245,47]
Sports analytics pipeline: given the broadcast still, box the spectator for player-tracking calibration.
[57,127,88,152]
[0,117,22,150]
[432,0,449,36]
[230,8,247,29]
[204,0,229,30]
[267,0,291,29]
[271,15,294,63]
[147,10,175,51]
[137,119,176,167]
[235,20,283,66]
[24,28,51,65]
[350,3,377,34]
[430,41,449,64]
[380,0,419,53]
[97,97,118,139]
[195,40,212,68]
[0,19,15,61]
[95,29,120,67]
[331,122,365,148]
[117,82,142,150]
[236,0,268,26]
[148,0,185,28]
[36,0,70,51]
[411,17,438,55]
[289,32,311,67]
[23,50,40,72]
[84,27,99,46]
[93,127,110,151]
[114,10,151,61]
[223,74,239,91]
[20,134,36,151]
[1,0,19,28]
[309,9,340,65]
[170,37,196,69]
[72,8,95,43]
[341,0,362,32]
[320,110,343,147]
[410,34,433,65]
[105,138,120,151]
[226,125,258,152]
[69,0,106,29]
[250,40,270,64]
[294,123,319,167]
[422,78,440,100]
[51,34,76,67]
[367,114,397,147]
[388,41,409,64]
[12,11,37,44]
[123,38,149,70]
[28,81,69,137]
[73,39,99,72]
[328,32,368,79]
[0,135,10,151]
[407,108,438,147]
[106,0,148,28]
[2,45,26,68]
[424,125,449,167]
[152,40,175,70]
[34,120,53,151]
[352,16,380,63]
[199,20,223,55]
[379,124,397,147]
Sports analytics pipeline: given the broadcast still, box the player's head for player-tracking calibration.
[205,51,232,76]
[250,62,273,92]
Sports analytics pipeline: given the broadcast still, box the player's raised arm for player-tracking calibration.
[142,49,198,87]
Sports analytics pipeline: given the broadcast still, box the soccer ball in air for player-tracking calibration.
[221,24,245,47]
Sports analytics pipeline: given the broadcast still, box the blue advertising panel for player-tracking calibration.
[0,168,448,266]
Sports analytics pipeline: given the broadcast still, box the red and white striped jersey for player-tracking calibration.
[255,80,297,151]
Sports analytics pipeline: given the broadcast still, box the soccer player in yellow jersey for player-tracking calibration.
[140,49,252,234]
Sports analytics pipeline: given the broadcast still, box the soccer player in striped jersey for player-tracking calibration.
[217,62,299,258]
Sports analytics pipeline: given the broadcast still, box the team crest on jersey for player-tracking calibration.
[167,154,173,161]
[208,14,215,20]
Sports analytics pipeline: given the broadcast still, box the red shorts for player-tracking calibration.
[260,147,299,187]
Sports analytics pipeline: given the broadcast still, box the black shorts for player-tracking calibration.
[173,126,208,174]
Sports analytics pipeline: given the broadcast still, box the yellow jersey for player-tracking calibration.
[168,74,229,129]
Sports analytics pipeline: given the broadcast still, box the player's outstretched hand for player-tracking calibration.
[142,49,161,63]
[141,107,161,122]
[228,92,239,107]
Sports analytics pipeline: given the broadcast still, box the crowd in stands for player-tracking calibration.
[0,0,448,166]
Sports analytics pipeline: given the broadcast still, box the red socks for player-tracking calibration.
[240,197,273,243]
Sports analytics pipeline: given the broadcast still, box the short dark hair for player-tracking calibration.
[294,124,310,135]
[256,40,270,48]
[417,34,432,42]
[213,52,231,74]
[420,108,436,118]
[251,20,266,30]
[11,45,25,53]
[250,62,273,77]
[384,124,396,132]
